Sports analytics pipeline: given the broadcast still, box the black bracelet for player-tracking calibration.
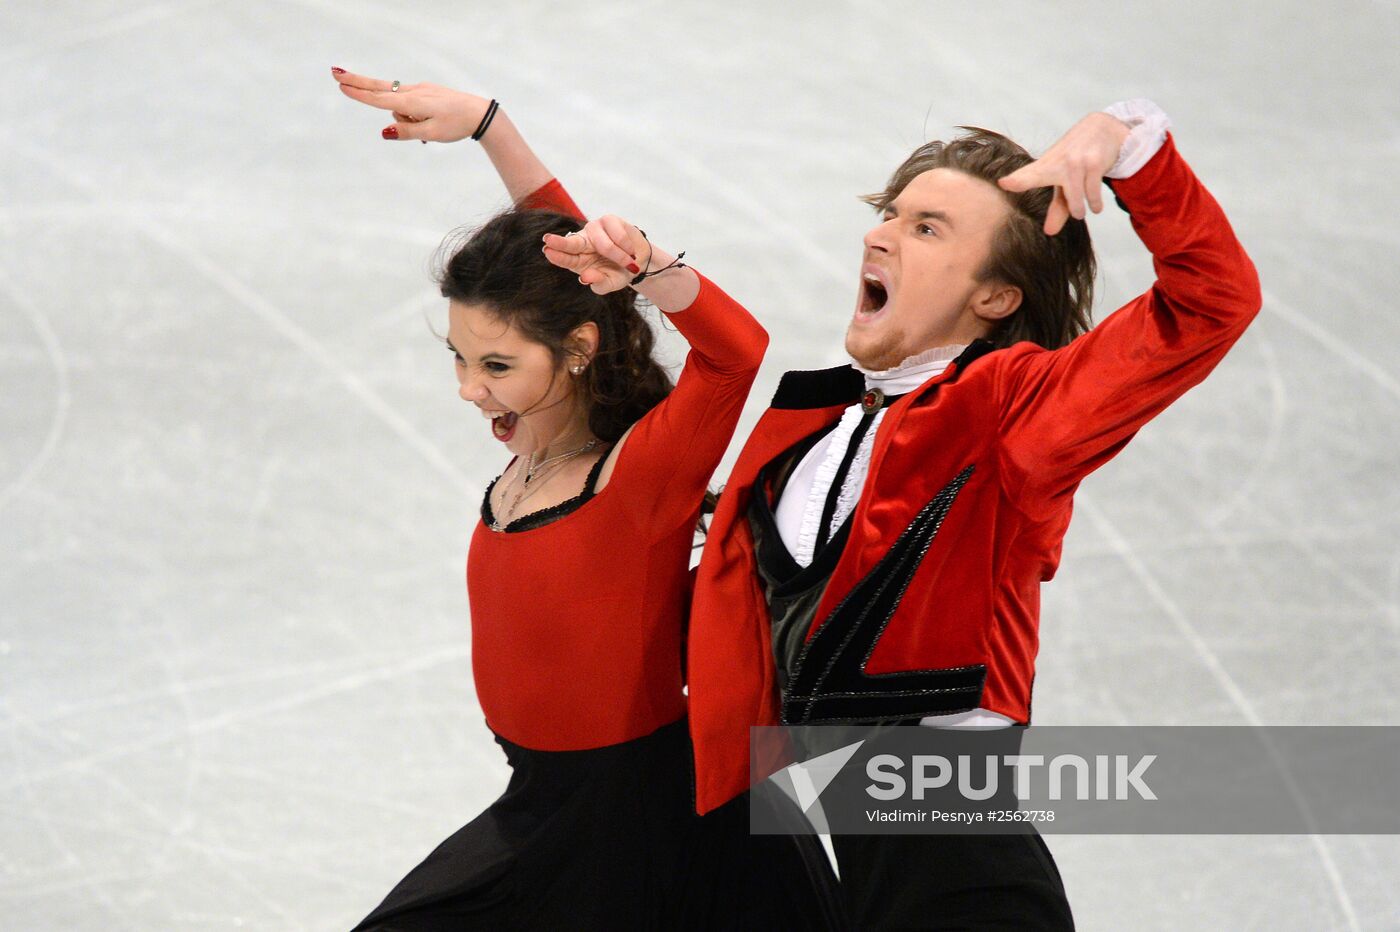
[471,99,500,141]
[630,252,687,285]
[629,231,653,285]
[627,228,687,285]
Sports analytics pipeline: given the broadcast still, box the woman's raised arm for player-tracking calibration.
[542,213,768,519]
[331,68,559,206]
[542,215,701,313]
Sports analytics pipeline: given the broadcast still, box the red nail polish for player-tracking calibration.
[382,126,399,139]
[331,67,346,75]
[626,263,641,275]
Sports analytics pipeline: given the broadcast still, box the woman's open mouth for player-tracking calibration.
[490,411,519,443]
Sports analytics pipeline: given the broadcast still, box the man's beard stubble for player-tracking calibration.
[845,323,910,372]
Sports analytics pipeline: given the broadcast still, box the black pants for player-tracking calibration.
[830,831,1074,931]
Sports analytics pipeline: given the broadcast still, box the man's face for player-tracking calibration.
[846,168,1016,370]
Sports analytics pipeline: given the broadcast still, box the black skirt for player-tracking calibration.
[352,718,846,931]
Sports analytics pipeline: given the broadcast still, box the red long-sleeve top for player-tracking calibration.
[466,180,769,751]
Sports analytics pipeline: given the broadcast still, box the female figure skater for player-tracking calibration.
[332,70,843,931]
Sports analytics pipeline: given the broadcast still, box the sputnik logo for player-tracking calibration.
[772,739,866,832]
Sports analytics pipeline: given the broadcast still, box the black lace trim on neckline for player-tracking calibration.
[481,450,610,533]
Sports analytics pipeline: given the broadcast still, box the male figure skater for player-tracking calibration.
[685,100,1261,929]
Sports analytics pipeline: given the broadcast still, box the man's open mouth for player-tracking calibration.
[857,266,891,318]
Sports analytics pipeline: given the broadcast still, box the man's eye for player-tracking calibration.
[917,223,936,236]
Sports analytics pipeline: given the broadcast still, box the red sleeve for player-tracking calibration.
[517,178,585,222]
[608,271,769,539]
[995,133,1262,516]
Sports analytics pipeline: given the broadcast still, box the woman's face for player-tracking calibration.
[447,301,591,457]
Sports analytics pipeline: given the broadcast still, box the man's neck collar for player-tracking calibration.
[851,343,969,392]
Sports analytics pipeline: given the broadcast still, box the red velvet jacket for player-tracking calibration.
[686,135,1262,814]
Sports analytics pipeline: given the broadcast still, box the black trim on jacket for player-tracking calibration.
[768,339,999,411]
[781,464,985,725]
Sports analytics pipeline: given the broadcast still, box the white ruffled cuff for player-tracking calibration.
[1103,98,1171,179]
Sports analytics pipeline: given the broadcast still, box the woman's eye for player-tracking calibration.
[452,353,466,366]
[484,362,508,374]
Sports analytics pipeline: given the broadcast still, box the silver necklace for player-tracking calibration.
[524,437,599,483]
[490,438,601,531]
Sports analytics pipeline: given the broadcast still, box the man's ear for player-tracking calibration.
[972,282,1022,322]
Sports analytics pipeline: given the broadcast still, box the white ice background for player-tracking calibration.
[3,1,1399,928]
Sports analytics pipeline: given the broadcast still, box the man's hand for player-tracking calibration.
[998,113,1131,235]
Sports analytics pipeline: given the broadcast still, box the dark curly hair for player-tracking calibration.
[862,127,1097,351]
[436,208,673,442]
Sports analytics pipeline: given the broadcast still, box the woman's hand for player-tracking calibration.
[331,68,493,143]
[997,112,1131,235]
[541,216,649,295]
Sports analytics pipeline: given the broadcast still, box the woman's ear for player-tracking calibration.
[565,321,600,364]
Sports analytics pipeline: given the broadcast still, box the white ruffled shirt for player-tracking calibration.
[773,343,968,567]
[771,100,1169,728]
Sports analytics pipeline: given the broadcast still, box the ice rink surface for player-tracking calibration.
[3,0,1399,928]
